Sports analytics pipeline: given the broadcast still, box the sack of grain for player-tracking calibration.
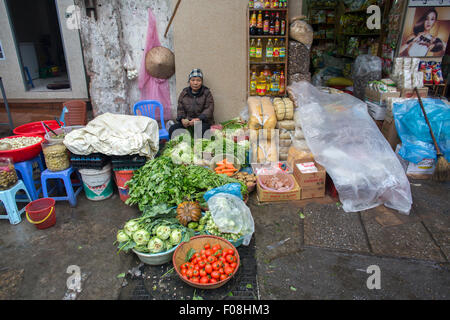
[276,120,295,131]
[273,98,294,121]
[288,41,310,74]
[280,139,292,147]
[248,96,277,130]
[287,146,314,169]
[282,98,295,120]
[289,18,313,48]
[279,129,293,140]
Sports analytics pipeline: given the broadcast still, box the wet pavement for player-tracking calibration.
[0,178,449,300]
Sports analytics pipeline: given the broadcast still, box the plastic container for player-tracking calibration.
[0,135,44,163]
[132,244,179,266]
[42,140,70,172]
[114,170,135,202]
[79,164,114,201]
[258,173,295,192]
[13,120,63,137]
[44,125,85,143]
[0,157,18,190]
[25,198,56,230]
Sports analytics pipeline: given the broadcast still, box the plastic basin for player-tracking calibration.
[132,244,179,266]
[13,120,64,137]
[0,135,44,163]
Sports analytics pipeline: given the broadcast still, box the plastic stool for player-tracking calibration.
[0,180,32,225]
[14,155,45,200]
[41,167,82,207]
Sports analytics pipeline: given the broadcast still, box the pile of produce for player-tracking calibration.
[180,242,238,285]
[0,136,42,151]
[232,171,257,189]
[201,211,244,242]
[125,156,248,211]
[259,173,294,192]
[116,204,195,254]
[214,159,238,176]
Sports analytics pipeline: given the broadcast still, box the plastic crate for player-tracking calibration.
[70,153,110,170]
[111,155,147,170]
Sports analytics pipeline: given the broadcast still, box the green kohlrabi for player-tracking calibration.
[148,237,165,253]
[124,220,140,237]
[116,230,130,243]
[155,225,171,240]
[132,229,150,246]
[169,229,182,245]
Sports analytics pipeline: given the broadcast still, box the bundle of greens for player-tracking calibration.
[116,204,195,254]
[125,156,247,211]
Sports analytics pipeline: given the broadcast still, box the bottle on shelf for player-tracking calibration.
[273,38,280,62]
[250,71,257,95]
[281,16,286,36]
[257,72,267,96]
[271,72,280,96]
[264,0,270,9]
[249,0,254,9]
[279,38,286,62]
[257,11,263,35]
[263,65,272,93]
[255,38,263,61]
[263,11,270,35]
[249,39,256,61]
[272,0,279,9]
[275,13,281,35]
[269,12,275,36]
[279,71,286,95]
[250,11,257,35]
[265,38,274,62]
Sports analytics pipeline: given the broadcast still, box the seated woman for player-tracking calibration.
[169,69,214,138]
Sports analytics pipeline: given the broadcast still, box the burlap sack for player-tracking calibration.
[289,17,313,48]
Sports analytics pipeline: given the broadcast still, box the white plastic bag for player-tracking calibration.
[207,193,255,246]
[287,81,412,214]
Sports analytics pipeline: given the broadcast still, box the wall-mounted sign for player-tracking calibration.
[0,40,5,60]
[409,0,450,7]
[398,6,450,56]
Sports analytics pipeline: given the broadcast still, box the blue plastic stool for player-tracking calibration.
[0,180,32,225]
[14,155,46,201]
[133,100,170,141]
[41,167,82,207]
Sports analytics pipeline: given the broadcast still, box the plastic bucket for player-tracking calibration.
[25,198,56,230]
[114,170,134,202]
[79,164,114,201]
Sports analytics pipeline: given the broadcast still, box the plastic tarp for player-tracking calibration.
[64,113,159,157]
[288,81,412,214]
[393,98,450,164]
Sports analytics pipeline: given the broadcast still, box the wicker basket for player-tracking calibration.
[172,235,240,289]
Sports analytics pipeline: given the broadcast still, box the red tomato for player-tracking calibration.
[181,263,187,270]
[199,269,207,277]
[224,266,234,276]
[205,264,213,274]
[226,255,236,263]
[207,256,216,264]
[212,244,222,251]
[200,276,209,284]
[201,254,207,260]
[204,243,211,250]
[219,268,224,274]
[226,249,234,256]
[191,276,199,283]
[211,271,220,279]
[209,278,217,284]
[223,262,230,269]
[205,249,212,257]
[219,257,227,264]
[181,268,187,276]
[200,249,206,256]
[194,252,201,258]
[220,274,227,281]
[230,262,237,269]
[212,262,221,271]
[192,269,200,277]
[194,265,200,271]
[186,269,193,278]
[198,260,206,268]
[183,274,189,280]
[222,250,228,258]
[188,263,194,270]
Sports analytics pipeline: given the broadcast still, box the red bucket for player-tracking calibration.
[114,170,135,202]
[25,198,56,230]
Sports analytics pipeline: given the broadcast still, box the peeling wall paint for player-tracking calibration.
[74,0,176,118]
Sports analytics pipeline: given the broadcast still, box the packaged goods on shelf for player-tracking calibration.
[248,96,277,130]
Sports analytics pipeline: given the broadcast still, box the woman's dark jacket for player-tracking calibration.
[176,86,214,124]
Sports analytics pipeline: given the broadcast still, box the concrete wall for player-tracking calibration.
[173,0,302,123]
[0,0,88,100]
[75,0,175,117]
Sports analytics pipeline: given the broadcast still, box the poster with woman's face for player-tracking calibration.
[399,6,450,57]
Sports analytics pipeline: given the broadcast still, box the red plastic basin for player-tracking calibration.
[13,120,63,137]
[0,135,44,163]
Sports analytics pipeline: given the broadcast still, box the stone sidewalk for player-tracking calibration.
[251,179,449,299]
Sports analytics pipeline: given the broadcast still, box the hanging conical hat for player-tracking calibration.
[145,46,175,79]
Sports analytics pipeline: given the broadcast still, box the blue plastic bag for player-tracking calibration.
[393,98,450,164]
[203,183,242,202]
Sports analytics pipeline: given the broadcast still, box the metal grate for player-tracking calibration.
[119,238,258,300]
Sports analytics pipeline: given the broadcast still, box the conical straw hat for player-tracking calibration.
[145,46,175,79]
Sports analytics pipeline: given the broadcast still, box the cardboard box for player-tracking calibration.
[399,87,428,98]
[300,186,326,200]
[381,118,400,150]
[293,160,326,188]
[395,144,435,177]
[257,175,301,202]
[365,88,401,104]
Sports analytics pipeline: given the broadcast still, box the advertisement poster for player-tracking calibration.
[399,6,450,57]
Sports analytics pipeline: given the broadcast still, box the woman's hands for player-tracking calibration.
[181,118,201,128]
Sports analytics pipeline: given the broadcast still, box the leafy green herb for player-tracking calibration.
[185,248,196,263]
[116,273,126,279]
[246,284,253,289]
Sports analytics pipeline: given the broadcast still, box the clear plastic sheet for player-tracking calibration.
[207,193,255,246]
[288,81,412,214]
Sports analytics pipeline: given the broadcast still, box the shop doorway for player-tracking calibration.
[6,0,71,92]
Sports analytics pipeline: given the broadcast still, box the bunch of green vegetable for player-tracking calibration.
[125,156,247,211]
[201,211,243,242]
[116,204,195,254]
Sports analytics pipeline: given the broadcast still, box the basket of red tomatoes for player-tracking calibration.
[172,235,240,289]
